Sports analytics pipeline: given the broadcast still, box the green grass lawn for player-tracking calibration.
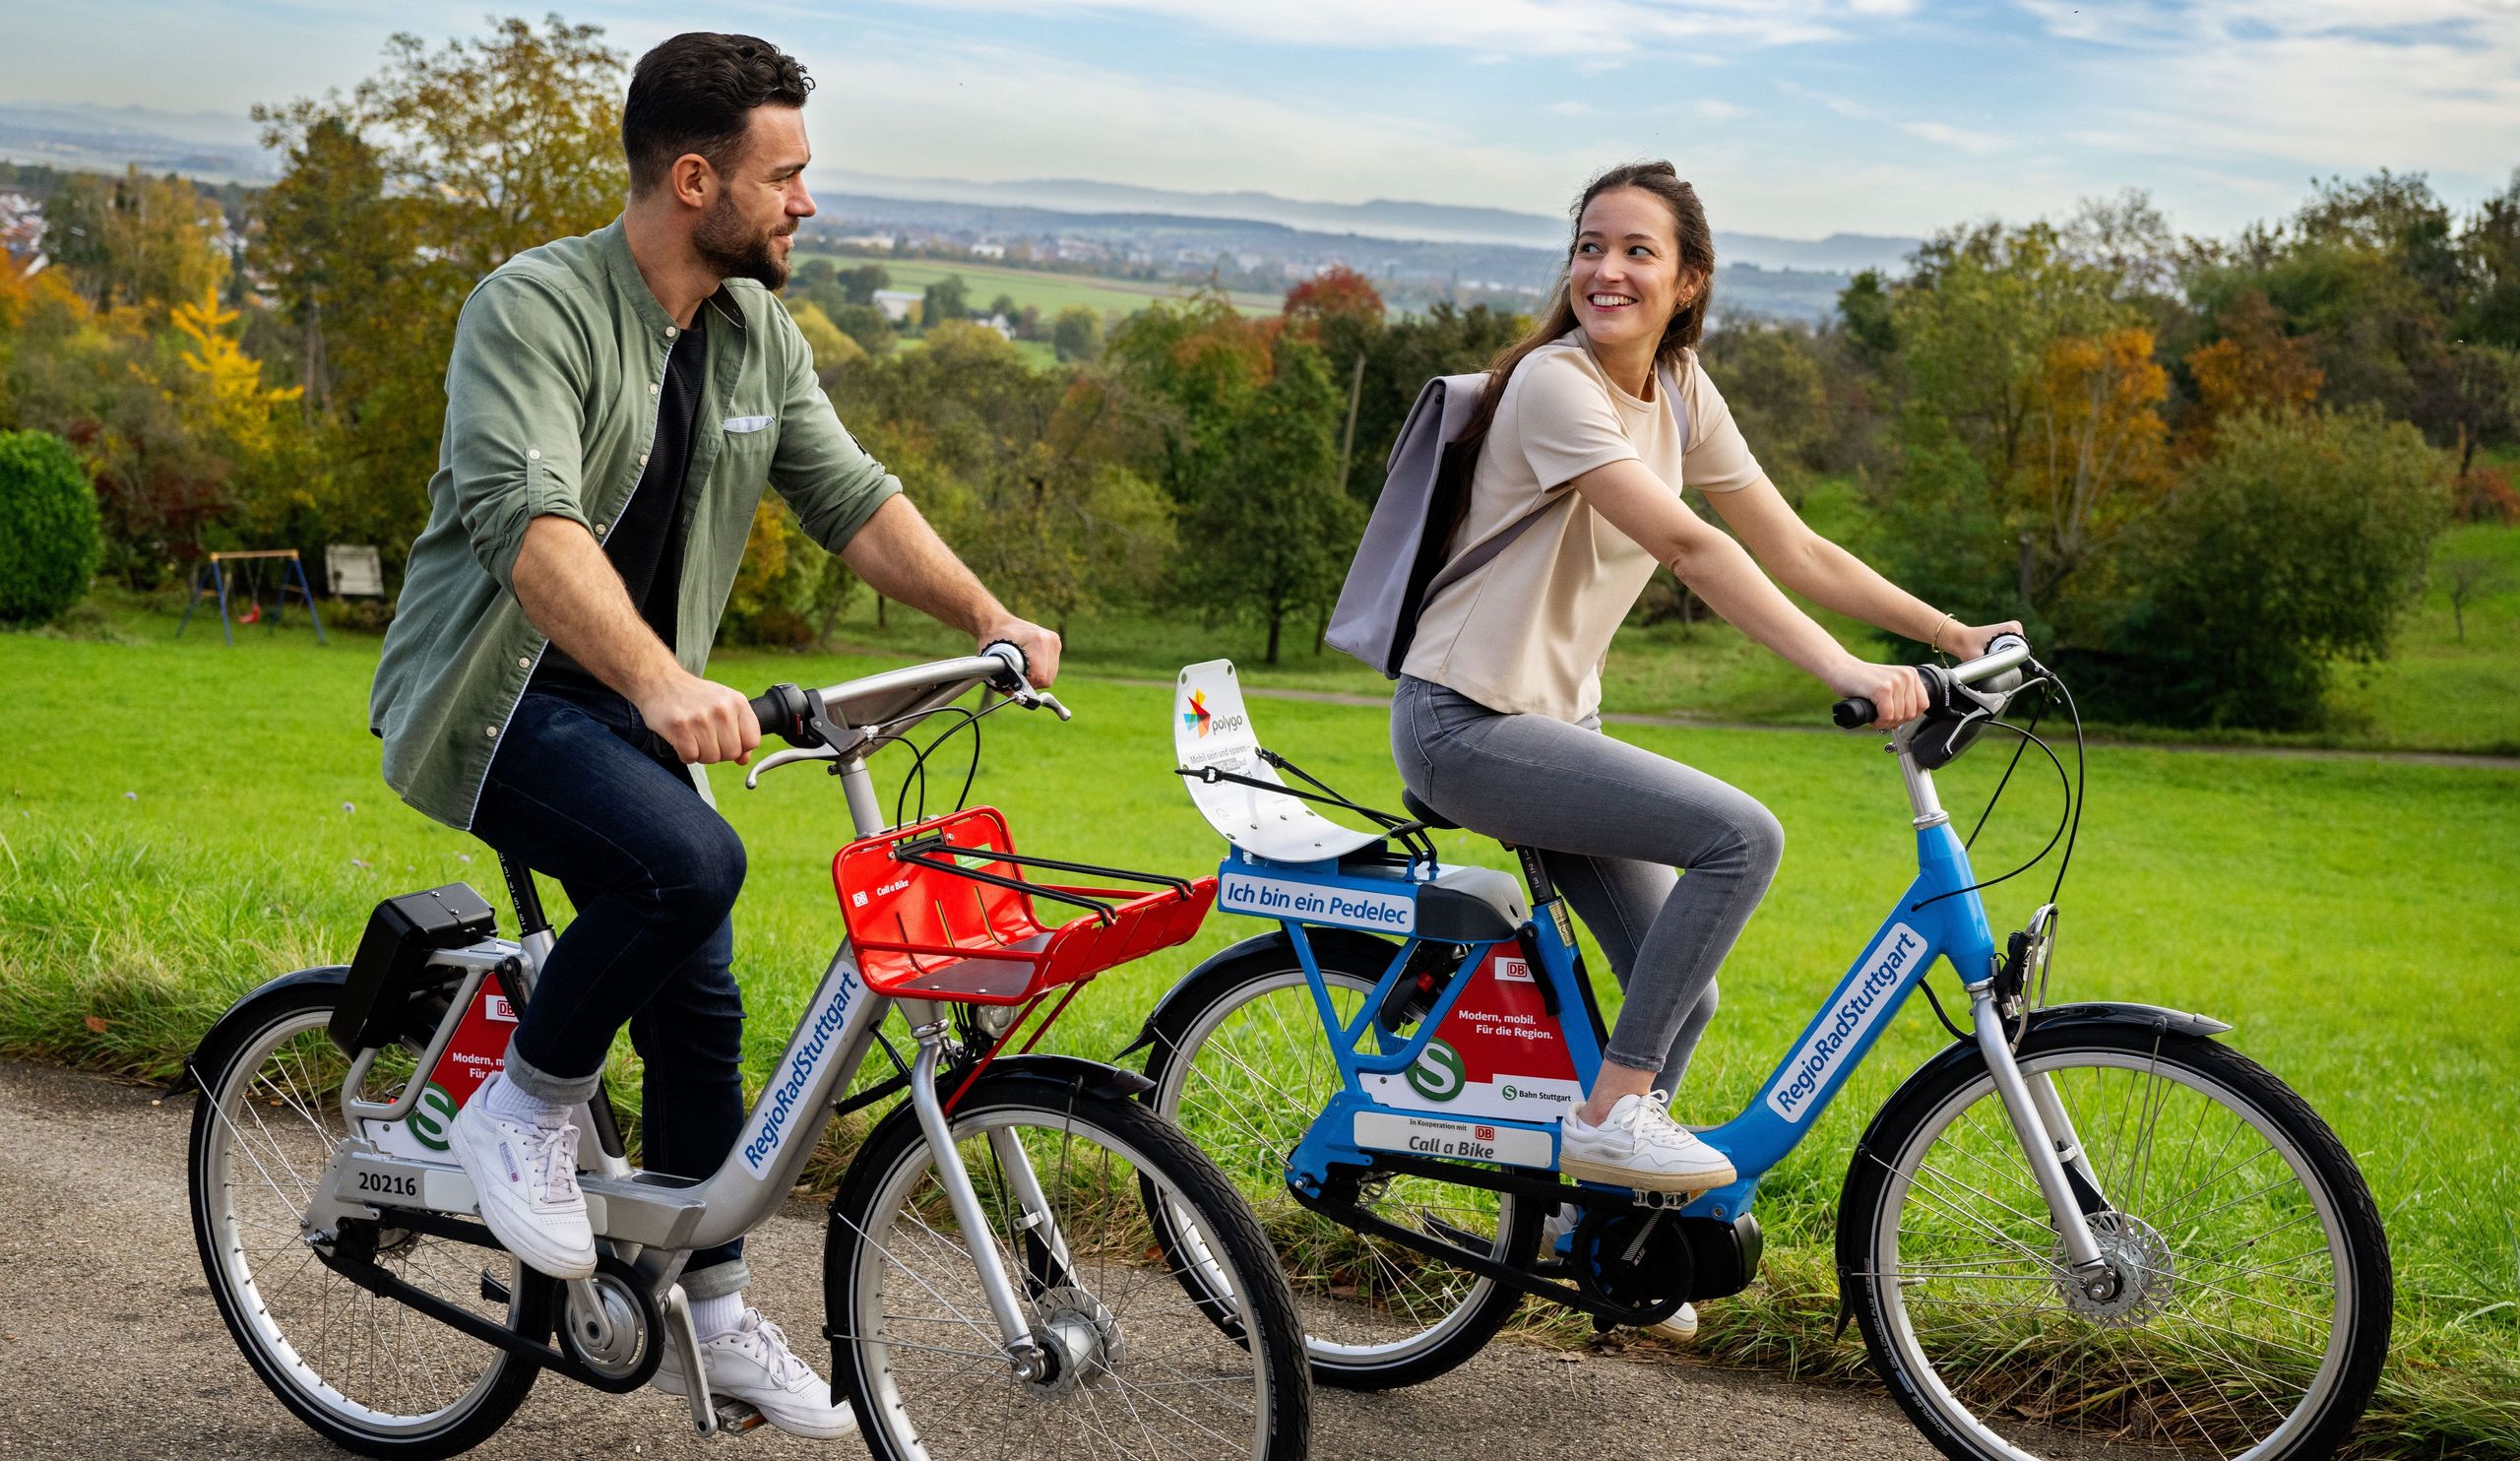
[1,603,2514,1451]
[803,247,1279,320]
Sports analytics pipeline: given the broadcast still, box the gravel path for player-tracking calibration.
[0,1057,2134,1461]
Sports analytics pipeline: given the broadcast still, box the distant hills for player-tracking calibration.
[813,169,1922,275]
[0,102,276,183]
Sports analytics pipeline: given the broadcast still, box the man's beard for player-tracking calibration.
[693,195,789,288]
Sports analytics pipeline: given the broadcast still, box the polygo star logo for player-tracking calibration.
[1181,689,1214,737]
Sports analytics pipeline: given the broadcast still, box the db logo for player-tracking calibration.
[1474,1125,1495,1142]
[483,994,518,1023]
[851,890,869,908]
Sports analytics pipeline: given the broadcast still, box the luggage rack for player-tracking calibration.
[834,806,1216,1006]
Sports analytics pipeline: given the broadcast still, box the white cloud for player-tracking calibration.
[1901,120,2008,156]
[1695,98,1747,121]
[2014,0,2520,190]
[897,0,1879,58]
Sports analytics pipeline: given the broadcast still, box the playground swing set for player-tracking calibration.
[176,548,328,646]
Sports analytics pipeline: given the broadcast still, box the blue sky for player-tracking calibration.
[8,0,2518,240]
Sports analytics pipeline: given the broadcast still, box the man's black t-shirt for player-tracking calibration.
[531,309,710,697]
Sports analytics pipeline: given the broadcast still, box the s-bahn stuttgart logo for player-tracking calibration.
[1405,1040,1466,1102]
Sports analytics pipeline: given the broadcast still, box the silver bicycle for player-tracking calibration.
[185,646,1311,1459]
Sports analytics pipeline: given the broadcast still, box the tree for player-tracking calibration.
[837,263,890,306]
[2112,409,2448,729]
[986,292,1019,322]
[1110,296,1359,660]
[43,167,229,319]
[1172,343,1360,663]
[919,275,970,330]
[250,13,633,574]
[2182,289,2323,445]
[834,321,1170,628]
[1870,222,2147,639]
[2457,169,2520,349]
[1340,300,1526,506]
[1050,306,1102,363]
[252,115,408,413]
[1699,321,1829,494]
[2436,555,2514,643]
[784,299,865,380]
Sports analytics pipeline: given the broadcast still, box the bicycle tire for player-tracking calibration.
[825,1063,1311,1461]
[1838,1020,2391,1461]
[1139,941,1544,1390]
[186,972,549,1459]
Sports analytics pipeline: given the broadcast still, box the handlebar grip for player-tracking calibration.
[979,639,1029,686]
[750,683,817,746]
[1831,697,1876,730]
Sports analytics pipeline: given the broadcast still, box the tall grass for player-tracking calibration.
[3,611,2514,1453]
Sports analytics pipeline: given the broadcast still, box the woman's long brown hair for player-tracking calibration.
[1451,161,1717,465]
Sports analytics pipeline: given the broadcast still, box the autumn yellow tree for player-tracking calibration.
[2029,325,2170,602]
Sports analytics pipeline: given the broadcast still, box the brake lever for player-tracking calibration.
[742,744,841,790]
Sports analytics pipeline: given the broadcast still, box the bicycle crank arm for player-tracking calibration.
[312,1232,656,1395]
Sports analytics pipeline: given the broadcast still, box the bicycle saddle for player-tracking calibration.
[1399,788,1459,830]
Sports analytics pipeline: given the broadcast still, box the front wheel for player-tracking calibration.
[186,973,550,1459]
[825,1065,1311,1461]
[1839,1021,2391,1461]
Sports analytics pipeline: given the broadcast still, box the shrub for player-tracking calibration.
[2102,409,2448,730]
[0,429,103,625]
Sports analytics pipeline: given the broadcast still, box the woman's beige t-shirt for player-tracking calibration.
[1399,333,1763,722]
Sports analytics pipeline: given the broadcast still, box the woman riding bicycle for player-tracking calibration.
[1390,160,2018,1216]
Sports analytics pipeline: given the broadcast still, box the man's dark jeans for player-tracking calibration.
[469,687,751,1295]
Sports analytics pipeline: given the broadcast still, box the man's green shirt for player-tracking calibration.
[371,219,900,829]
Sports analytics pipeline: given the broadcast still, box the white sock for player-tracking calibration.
[480,1072,570,1129]
[691,1292,745,1339]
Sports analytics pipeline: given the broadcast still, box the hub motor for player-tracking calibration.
[1025,1286,1123,1399]
[2055,1212,2174,1326]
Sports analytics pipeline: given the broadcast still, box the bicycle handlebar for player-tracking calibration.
[749,643,1041,748]
[1830,633,2031,730]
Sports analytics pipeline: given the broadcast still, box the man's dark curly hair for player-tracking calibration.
[622,32,814,194]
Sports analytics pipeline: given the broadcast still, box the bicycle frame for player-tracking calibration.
[296,653,1085,1399]
[1238,640,2119,1275]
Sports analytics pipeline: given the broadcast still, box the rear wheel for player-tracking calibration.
[1141,947,1543,1390]
[186,975,548,1459]
[1839,1022,2391,1461]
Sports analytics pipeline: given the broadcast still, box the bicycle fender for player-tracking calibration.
[982,1053,1156,1102]
[1849,999,2232,1165]
[1114,925,1403,1060]
[179,965,350,1094]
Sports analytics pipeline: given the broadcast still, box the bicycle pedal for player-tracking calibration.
[710,1399,767,1435]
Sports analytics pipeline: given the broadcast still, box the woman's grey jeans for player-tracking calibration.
[1390,675,1784,1095]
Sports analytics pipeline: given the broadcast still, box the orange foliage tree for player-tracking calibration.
[2031,325,2170,599]
[2182,289,2323,446]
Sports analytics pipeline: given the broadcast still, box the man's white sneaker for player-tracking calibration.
[654,1309,857,1441]
[1557,1091,1736,1193]
[446,1096,595,1280]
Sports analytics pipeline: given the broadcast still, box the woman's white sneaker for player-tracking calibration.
[446,1096,595,1280]
[653,1309,857,1441]
[1556,1091,1736,1193]
[1646,1302,1700,1344]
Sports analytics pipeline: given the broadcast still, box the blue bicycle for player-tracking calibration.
[1134,639,2390,1461]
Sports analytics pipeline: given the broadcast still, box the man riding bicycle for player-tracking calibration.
[368,32,1059,1438]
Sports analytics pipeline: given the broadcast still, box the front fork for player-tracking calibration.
[1965,982,2120,1295]
[899,1009,1071,1382]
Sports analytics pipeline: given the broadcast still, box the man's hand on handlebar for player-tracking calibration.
[979,618,1061,688]
[636,669,763,766]
[1828,659,1927,730]
[1943,618,2026,662]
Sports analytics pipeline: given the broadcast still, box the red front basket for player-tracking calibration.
[834,806,1216,1005]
